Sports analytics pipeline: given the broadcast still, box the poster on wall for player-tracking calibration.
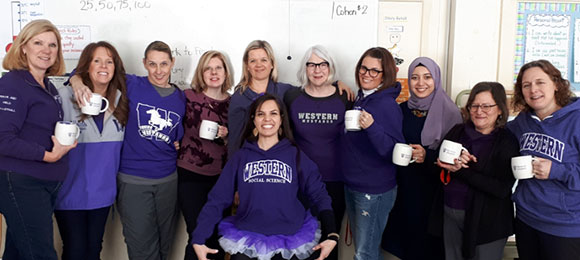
[514,2,580,90]
[377,1,422,102]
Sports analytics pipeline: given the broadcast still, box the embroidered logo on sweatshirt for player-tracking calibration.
[520,133,565,162]
[243,160,293,184]
[136,103,180,143]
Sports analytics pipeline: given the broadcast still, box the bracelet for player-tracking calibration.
[326,233,340,242]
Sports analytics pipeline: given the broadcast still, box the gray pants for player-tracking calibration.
[443,205,507,260]
[117,178,178,260]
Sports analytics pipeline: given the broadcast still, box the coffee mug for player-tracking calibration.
[54,121,80,146]
[82,93,109,116]
[345,110,361,131]
[392,143,416,166]
[439,140,468,164]
[199,120,219,140]
[511,155,536,179]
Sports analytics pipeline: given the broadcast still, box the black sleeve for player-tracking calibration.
[318,209,336,239]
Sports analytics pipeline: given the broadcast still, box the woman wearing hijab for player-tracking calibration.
[382,57,462,260]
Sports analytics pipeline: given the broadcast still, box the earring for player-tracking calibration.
[252,128,258,137]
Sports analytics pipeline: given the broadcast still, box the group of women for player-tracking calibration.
[0,19,579,260]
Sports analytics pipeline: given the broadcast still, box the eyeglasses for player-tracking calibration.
[359,66,383,78]
[467,104,497,112]
[306,61,329,70]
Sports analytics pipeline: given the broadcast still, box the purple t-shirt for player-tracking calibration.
[284,88,350,182]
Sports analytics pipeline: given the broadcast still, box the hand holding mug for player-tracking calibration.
[437,150,475,172]
[410,144,425,163]
[70,74,93,107]
[217,125,228,139]
[43,136,77,163]
[532,157,552,179]
[359,110,374,129]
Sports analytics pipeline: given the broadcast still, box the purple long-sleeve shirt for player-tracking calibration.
[0,70,68,181]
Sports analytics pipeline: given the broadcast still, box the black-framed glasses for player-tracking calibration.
[306,61,329,70]
[467,104,497,112]
[359,66,383,78]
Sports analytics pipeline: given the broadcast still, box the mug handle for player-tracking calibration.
[409,158,416,163]
[214,125,220,140]
[74,124,80,139]
[99,97,110,113]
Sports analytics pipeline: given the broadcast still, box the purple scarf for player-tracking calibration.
[407,57,462,149]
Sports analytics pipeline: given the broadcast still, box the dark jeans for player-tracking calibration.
[0,170,61,260]
[515,217,580,260]
[54,206,111,260]
[177,168,226,260]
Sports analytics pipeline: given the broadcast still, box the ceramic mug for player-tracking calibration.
[82,93,109,116]
[199,120,219,140]
[392,143,416,166]
[345,109,361,131]
[439,140,468,164]
[54,121,80,146]
[511,155,536,179]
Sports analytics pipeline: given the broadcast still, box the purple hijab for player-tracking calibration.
[407,57,462,149]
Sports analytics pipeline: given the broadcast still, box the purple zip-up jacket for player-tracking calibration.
[0,70,68,181]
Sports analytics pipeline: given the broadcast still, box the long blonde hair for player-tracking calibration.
[3,19,65,76]
[191,51,233,94]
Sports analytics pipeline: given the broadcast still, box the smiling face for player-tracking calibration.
[254,99,281,140]
[88,47,115,88]
[358,56,383,90]
[469,91,501,134]
[203,57,226,90]
[143,50,174,87]
[306,53,329,88]
[521,67,560,118]
[247,48,273,81]
[410,66,435,99]
[22,31,58,76]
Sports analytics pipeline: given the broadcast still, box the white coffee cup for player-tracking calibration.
[345,110,361,131]
[439,140,468,164]
[511,155,536,179]
[392,143,416,166]
[81,93,109,116]
[54,121,80,146]
[199,120,219,140]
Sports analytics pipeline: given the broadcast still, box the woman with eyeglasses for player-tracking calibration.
[228,40,353,157]
[433,82,519,260]
[284,45,351,260]
[341,47,404,260]
[382,57,460,260]
[508,60,580,260]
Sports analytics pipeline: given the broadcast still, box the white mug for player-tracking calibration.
[345,110,361,131]
[511,155,536,179]
[392,143,416,166]
[199,120,219,140]
[54,121,80,146]
[81,93,109,116]
[439,140,468,164]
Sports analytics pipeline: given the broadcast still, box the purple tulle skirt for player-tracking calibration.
[218,213,321,260]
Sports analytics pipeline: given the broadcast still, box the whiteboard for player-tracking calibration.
[0,0,379,89]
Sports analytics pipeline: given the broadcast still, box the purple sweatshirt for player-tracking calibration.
[342,83,405,194]
[284,87,351,182]
[119,74,185,179]
[0,70,67,181]
[507,97,580,238]
[192,139,332,244]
